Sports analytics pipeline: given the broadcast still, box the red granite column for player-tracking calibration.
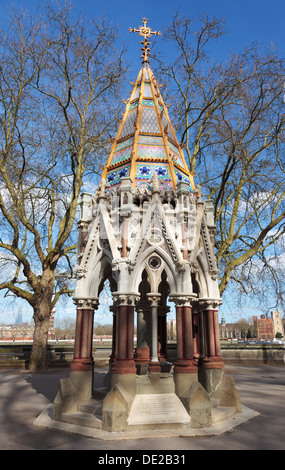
[70,299,98,372]
[175,304,184,364]
[192,309,199,364]
[157,306,169,362]
[112,295,138,375]
[109,305,116,365]
[199,301,224,369]
[172,297,197,374]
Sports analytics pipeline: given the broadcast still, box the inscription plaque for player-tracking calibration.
[128,393,190,426]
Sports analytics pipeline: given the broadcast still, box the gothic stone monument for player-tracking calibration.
[52,18,241,433]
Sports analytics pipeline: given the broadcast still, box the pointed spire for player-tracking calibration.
[100,20,195,193]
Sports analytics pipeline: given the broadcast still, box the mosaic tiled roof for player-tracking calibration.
[101,28,194,192]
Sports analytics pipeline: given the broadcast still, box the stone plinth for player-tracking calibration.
[127,393,190,429]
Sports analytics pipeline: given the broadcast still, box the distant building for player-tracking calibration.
[0,324,34,341]
[220,310,284,341]
[252,311,284,341]
[220,322,242,339]
[0,308,56,341]
[253,315,274,340]
[271,309,284,338]
[167,319,176,341]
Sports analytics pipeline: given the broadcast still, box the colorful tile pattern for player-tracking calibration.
[120,109,137,138]
[133,85,141,100]
[138,136,164,146]
[112,142,133,165]
[142,99,155,107]
[162,114,174,140]
[175,169,191,187]
[106,163,130,187]
[143,83,152,98]
[168,141,186,169]
[136,163,171,181]
[141,107,160,134]
[137,144,167,160]
[129,99,139,110]
[116,137,134,151]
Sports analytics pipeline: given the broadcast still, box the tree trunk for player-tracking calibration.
[29,273,55,372]
[29,308,51,372]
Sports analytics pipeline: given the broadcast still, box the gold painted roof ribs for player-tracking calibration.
[100,19,195,193]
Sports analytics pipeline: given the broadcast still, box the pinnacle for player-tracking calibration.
[100,33,194,193]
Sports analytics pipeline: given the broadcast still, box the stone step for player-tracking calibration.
[78,399,102,416]
[211,406,236,424]
[128,422,191,432]
[61,411,102,429]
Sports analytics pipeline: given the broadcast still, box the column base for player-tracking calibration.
[110,371,137,396]
[53,369,93,420]
[134,346,150,364]
[174,359,198,374]
[174,370,198,398]
[198,367,224,396]
[111,359,136,375]
[103,372,136,432]
[198,355,224,369]
[148,361,161,373]
[70,357,94,372]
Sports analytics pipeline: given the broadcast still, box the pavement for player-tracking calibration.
[0,363,284,450]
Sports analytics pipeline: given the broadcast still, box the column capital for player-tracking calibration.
[112,291,140,306]
[73,298,99,310]
[146,293,161,307]
[169,294,195,307]
[77,221,89,231]
[198,298,222,311]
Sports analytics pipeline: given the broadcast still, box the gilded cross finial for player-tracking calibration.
[129,18,161,63]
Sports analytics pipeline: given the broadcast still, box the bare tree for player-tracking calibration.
[153,12,285,306]
[0,1,127,371]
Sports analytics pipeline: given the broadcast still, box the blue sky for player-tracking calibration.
[0,0,284,325]
[1,0,284,64]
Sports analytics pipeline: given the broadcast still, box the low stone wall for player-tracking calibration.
[167,343,285,365]
[0,343,284,368]
[0,344,74,369]
[221,344,285,365]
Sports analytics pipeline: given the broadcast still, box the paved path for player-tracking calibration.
[0,364,284,450]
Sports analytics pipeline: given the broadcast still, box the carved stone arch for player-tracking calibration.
[158,270,170,304]
[131,245,178,294]
[191,271,201,297]
[193,256,209,298]
[138,269,151,300]
[196,251,221,299]
[142,260,157,293]
[97,271,118,299]
[87,252,116,298]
